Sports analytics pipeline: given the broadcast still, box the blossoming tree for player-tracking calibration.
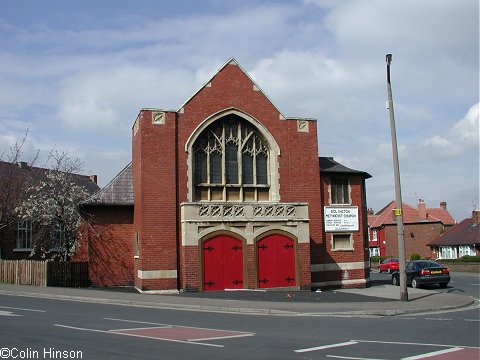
[15,153,90,261]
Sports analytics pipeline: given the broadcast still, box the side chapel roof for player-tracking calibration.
[82,163,133,206]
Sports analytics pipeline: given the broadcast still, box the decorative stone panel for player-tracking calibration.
[181,202,310,246]
[297,120,309,132]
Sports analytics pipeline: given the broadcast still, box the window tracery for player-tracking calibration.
[193,115,270,201]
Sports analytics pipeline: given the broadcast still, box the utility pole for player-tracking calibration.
[385,54,408,301]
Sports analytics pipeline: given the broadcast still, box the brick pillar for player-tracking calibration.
[132,110,178,291]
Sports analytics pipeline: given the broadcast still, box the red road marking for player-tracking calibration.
[110,326,254,342]
[424,348,480,360]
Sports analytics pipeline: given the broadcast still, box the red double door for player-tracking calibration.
[202,236,244,291]
[202,234,296,291]
[257,235,296,288]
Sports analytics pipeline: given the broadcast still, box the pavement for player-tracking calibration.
[0,274,477,317]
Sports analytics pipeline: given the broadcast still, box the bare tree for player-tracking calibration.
[0,129,39,233]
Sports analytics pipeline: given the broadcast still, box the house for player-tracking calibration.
[427,210,480,259]
[0,160,99,260]
[78,58,372,292]
[368,199,455,258]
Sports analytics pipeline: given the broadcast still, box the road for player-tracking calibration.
[0,272,478,360]
[371,270,480,300]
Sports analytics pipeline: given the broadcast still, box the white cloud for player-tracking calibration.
[0,0,478,221]
[423,103,479,158]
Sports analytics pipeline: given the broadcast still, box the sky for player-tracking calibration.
[0,0,478,222]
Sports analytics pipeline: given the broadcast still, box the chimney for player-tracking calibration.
[472,210,480,225]
[440,201,447,210]
[90,175,98,184]
[17,161,28,169]
[418,199,427,220]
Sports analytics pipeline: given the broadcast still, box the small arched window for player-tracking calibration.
[193,114,270,201]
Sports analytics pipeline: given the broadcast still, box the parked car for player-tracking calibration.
[391,260,450,288]
[379,258,399,273]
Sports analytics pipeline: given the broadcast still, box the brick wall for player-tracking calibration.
[173,62,318,290]
[133,110,179,291]
[316,174,370,287]
[77,206,134,286]
[384,222,450,259]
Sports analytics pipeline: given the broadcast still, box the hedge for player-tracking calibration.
[370,255,480,263]
[439,256,480,263]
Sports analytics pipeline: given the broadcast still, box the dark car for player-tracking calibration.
[391,260,450,288]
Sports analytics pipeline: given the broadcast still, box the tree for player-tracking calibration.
[0,129,38,233]
[15,152,90,261]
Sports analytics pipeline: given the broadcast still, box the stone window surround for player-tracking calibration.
[185,108,281,203]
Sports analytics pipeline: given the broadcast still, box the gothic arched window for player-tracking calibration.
[193,114,270,202]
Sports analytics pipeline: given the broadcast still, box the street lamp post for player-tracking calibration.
[385,53,408,301]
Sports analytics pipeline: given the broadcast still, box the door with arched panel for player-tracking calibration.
[202,236,244,291]
[257,234,296,288]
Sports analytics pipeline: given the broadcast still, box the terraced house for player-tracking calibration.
[78,59,371,292]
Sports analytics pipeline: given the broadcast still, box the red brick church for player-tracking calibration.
[78,59,371,292]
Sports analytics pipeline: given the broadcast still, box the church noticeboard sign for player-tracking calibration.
[324,206,359,232]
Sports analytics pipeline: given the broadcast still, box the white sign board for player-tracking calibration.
[324,206,359,232]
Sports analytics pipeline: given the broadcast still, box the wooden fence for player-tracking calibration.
[47,261,89,287]
[0,260,89,287]
[0,260,47,286]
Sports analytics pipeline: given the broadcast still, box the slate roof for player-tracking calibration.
[319,157,372,179]
[428,213,480,246]
[368,201,456,228]
[82,163,133,206]
[0,160,100,195]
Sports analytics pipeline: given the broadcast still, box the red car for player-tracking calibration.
[379,258,399,273]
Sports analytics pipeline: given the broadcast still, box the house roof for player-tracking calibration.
[82,162,133,206]
[368,200,456,228]
[428,213,480,246]
[0,160,100,195]
[319,157,372,179]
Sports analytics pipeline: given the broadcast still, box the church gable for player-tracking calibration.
[179,58,284,122]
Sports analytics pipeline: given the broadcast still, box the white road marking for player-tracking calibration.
[0,306,45,312]
[465,319,480,322]
[189,333,255,341]
[54,324,224,347]
[103,317,170,326]
[0,310,21,317]
[110,325,173,332]
[352,339,479,349]
[294,341,358,353]
[401,347,463,360]
[424,318,452,321]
